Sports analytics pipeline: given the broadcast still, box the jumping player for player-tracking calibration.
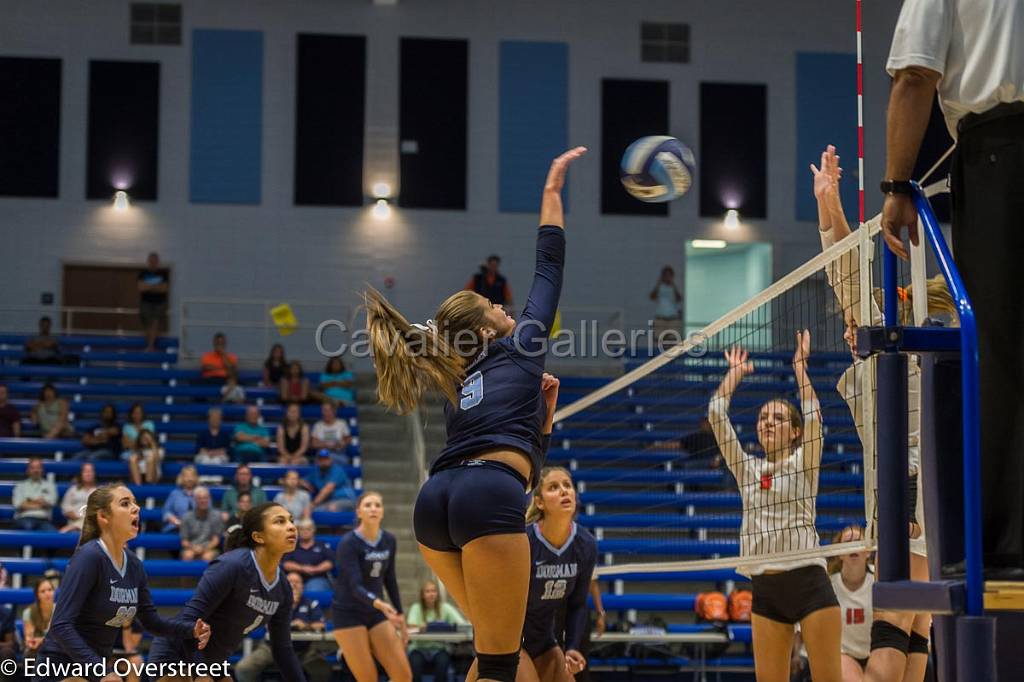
[331,491,411,682]
[148,502,306,682]
[366,146,585,682]
[34,485,210,682]
[709,333,842,682]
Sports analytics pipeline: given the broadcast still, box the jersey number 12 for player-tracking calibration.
[460,371,484,410]
[540,579,567,600]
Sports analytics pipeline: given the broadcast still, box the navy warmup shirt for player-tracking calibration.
[149,548,305,681]
[431,226,565,489]
[524,523,598,653]
[39,539,194,666]
[332,529,403,615]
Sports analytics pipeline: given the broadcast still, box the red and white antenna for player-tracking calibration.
[856,0,865,225]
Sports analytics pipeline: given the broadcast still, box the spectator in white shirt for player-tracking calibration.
[59,462,97,532]
[311,401,352,465]
[13,458,57,532]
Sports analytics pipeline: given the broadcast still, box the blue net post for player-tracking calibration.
[875,349,910,582]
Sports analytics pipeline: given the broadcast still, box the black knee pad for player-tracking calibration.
[908,631,930,655]
[907,474,919,525]
[871,620,910,654]
[477,651,521,682]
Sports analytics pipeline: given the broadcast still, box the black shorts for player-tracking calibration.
[522,624,559,659]
[414,459,529,552]
[332,606,387,630]
[139,300,167,326]
[750,565,838,624]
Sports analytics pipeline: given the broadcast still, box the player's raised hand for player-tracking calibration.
[793,330,811,368]
[541,372,561,412]
[544,147,588,194]
[724,347,754,377]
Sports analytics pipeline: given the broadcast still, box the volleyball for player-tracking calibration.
[619,136,696,203]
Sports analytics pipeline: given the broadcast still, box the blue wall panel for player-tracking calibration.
[190,29,263,204]
[499,41,568,212]
[795,52,857,222]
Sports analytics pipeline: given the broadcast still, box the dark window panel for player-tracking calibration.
[601,78,670,216]
[699,82,767,218]
[0,57,62,197]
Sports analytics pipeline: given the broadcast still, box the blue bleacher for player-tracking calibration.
[0,437,361,459]
[0,333,177,350]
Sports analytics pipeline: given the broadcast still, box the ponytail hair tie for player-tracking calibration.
[226,524,242,535]
[409,319,438,334]
[79,504,88,517]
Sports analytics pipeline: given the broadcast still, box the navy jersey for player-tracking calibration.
[39,539,194,666]
[332,529,403,614]
[432,226,565,489]
[149,548,305,681]
[524,523,598,652]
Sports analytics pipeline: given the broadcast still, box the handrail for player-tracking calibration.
[907,181,983,616]
[0,304,144,337]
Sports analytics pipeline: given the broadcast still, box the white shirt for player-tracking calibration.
[709,394,825,577]
[654,283,680,319]
[312,419,350,448]
[831,571,874,659]
[887,0,1024,137]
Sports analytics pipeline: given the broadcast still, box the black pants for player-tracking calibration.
[951,106,1024,568]
[409,649,451,682]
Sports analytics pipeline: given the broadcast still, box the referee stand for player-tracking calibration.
[860,182,1004,681]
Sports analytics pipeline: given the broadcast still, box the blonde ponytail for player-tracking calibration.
[365,287,490,414]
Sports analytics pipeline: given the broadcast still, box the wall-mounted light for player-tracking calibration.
[692,239,727,249]
[372,182,392,200]
[113,190,130,211]
[723,209,740,230]
[372,198,391,220]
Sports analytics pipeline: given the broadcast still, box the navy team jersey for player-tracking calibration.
[38,539,194,666]
[431,226,565,489]
[332,529,403,614]
[148,548,305,681]
[524,522,598,653]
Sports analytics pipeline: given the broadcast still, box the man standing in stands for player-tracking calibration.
[0,385,20,438]
[138,252,169,353]
[22,316,62,366]
[883,0,1024,579]
[465,254,514,307]
[12,458,57,532]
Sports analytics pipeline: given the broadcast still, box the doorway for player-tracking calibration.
[62,263,170,334]
[684,241,772,339]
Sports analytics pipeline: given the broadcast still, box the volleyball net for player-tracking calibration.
[552,217,919,576]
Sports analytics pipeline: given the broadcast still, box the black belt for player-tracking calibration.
[958,101,1024,134]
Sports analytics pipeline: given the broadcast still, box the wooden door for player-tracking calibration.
[62,263,170,334]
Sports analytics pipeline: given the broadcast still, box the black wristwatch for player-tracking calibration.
[880,179,914,196]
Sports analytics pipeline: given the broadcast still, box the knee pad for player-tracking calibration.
[870,620,910,654]
[476,651,521,682]
[908,631,930,655]
[907,474,919,525]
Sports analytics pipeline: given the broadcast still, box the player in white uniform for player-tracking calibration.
[709,331,841,682]
[829,526,874,680]
[810,145,957,682]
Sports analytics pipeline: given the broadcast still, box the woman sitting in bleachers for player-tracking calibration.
[31,382,75,439]
[162,465,198,533]
[60,461,97,532]
[274,469,312,521]
[279,360,312,404]
[316,356,356,407]
[128,428,163,485]
[22,577,54,658]
[71,403,121,461]
[121,402,156,459]
[276,402,310,465]
[263,343,287,387]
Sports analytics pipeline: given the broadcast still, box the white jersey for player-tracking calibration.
[831,571,874,660]
[819,226,927,557]
[709,394,824,577]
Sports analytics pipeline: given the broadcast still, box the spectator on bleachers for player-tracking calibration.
[195,407,231,465]
[0,599,16,664]
[224,490,253,529]
[315,356,356,407]
[279,360,312,404]
[0,385,21,438]
[306,449,356,511]
[233,405,271,464]
[277,402,310,465]
[162,464,198,532]
[71,403,120,461]
[650,265,683,342]
[220,464,268,522]
[406,579,467,682]
[679,418,723,469]
[30,383,75,439]
[274,469,312,521]
[233,571,332,682]
[21,316,67,366]
[13,458,57,531]
[128,429,163,485]
[121,402,156,457]
[180,486,224,561]
[59,462,97,532]
[200,332,237,382]
[263,343,288,386]
[138,251,169,353]
[22,577,54,658]
[466,254,514,306]
[283,518,334,593]
[220,365,247,404]
[311,401,352,465]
